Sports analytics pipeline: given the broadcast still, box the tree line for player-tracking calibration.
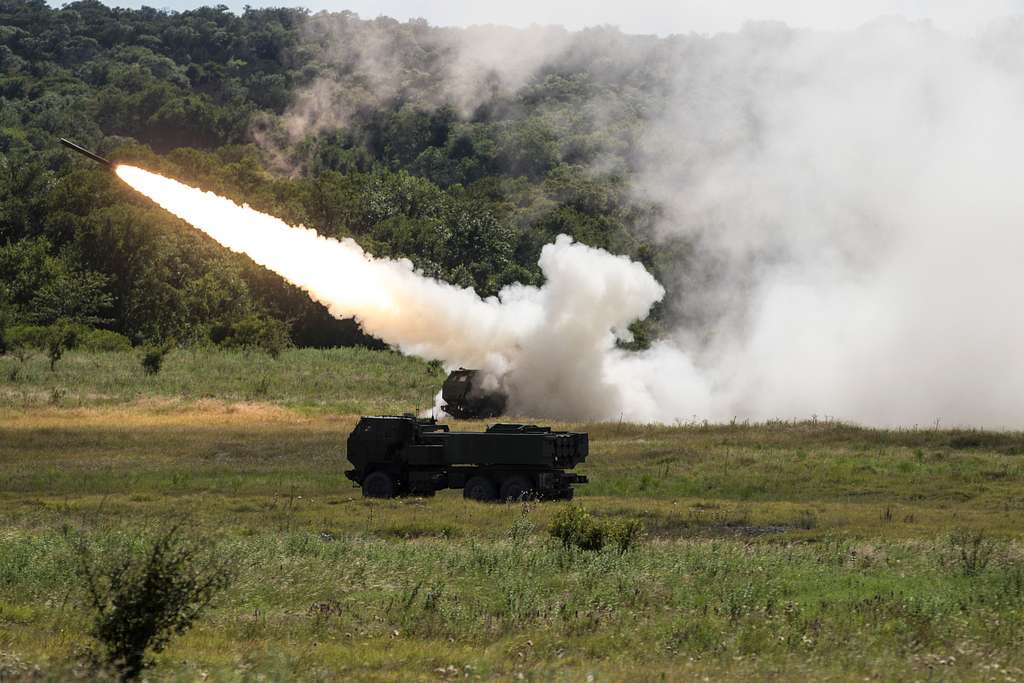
[1,0,682,353]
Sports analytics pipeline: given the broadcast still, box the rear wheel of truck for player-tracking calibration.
[500,476,533,501]
[463,476,497,502]
[362,471,395,499]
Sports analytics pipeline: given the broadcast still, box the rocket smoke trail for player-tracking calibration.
[114,165,688,421]
[115,16,1024,428]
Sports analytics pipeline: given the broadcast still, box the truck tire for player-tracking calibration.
[500,475,533,501]
[463,476,497,502]
[362,471,395,499]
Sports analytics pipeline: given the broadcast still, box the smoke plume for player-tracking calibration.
[629,18,1024,427]
[150,13,1024,427]
[114,165,671,421]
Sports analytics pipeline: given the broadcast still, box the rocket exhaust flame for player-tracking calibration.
[114,165,680,421]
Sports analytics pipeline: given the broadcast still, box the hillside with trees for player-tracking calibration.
[0,0,681,352]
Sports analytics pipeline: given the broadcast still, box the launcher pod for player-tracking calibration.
[345,416,588,501]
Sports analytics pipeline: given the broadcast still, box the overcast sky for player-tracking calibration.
[83,0,1024,35]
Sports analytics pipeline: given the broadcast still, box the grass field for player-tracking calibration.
[1,349,1023,681]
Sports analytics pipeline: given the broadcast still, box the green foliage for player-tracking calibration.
[609,518,644,554]
[0,2,670,350]
[0,301,10,356]
[0,238,112,327]
[141,345,171,375]
[213,314,292,358]
[46,321,79,371]
[0,375,1023,678]
[0,346,443,413]
[949,529,997,576]
[80,329,132,353]
[549,503,643,553]
[70,525,235,680]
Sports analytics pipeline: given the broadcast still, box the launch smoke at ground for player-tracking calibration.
[114,165,682,421]
[115,17,1024,428]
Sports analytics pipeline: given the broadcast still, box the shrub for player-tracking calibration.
[215,315,293,358]
[949,529,996,577]
[507,501,537,543]
[80,329,132,352]
[7,322,89,367]
[550,504,606,551]
[71,525,235,680]
[796,510,818,529]
[7,323,56,349]
[549,504,643,553]
[47,322,80,371]
[141,345,171,375]
[0,305,9,355]
[608,518,644,554]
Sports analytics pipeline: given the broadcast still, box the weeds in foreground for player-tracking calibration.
[506,502,537,543]
[68,524,235,680]
[949,528,997,576]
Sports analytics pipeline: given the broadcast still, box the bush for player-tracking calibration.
[609,518,644,554]
[71,525,235,680]
[949,529,997,577]
[80,329,132,352]
[141,345,171,375]
[214,315,293,358]
[47,321,80,371]
[550,503,606,551]
[549,504,643,553]
[6,323,54,349]
[0,305,10,355]
[7,322,88,350]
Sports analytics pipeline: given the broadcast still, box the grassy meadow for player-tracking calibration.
[1,348,1023,681]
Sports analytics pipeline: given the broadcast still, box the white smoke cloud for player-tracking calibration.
[178,9,1024,427]
[633,17,1024,427]
[267,14,576,153]
[115,165,670,421]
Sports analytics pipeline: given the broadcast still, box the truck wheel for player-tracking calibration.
[500,476,533,501]
[463,476,497,502]
[362,471,395,499]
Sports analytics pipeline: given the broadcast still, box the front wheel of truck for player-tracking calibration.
[500,476,534,501]
[362,471,395,498]
[463,476,497,502]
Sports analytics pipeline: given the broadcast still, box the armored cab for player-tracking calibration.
[345,415,587,501]
[441,369,507,418]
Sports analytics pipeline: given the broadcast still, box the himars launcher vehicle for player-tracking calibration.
[58,136,589,500]
[345,416,588,500]
[440,368,507,418]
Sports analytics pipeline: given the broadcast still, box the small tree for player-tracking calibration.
[71,525,235,680]
[47,322,79,371]
[217,315,292,359]
[0,297,10,356]
[140,344,171,375]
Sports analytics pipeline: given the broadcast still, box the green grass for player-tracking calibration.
[1,349,1023,680]
[0,347,444,414]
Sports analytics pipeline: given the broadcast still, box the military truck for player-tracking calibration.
[345,415,588,500]
[441,369,507,418]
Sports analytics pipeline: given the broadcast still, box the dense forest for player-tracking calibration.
[0,0,684,352]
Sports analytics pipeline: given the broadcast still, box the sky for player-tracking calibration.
[83,0,1024,35]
